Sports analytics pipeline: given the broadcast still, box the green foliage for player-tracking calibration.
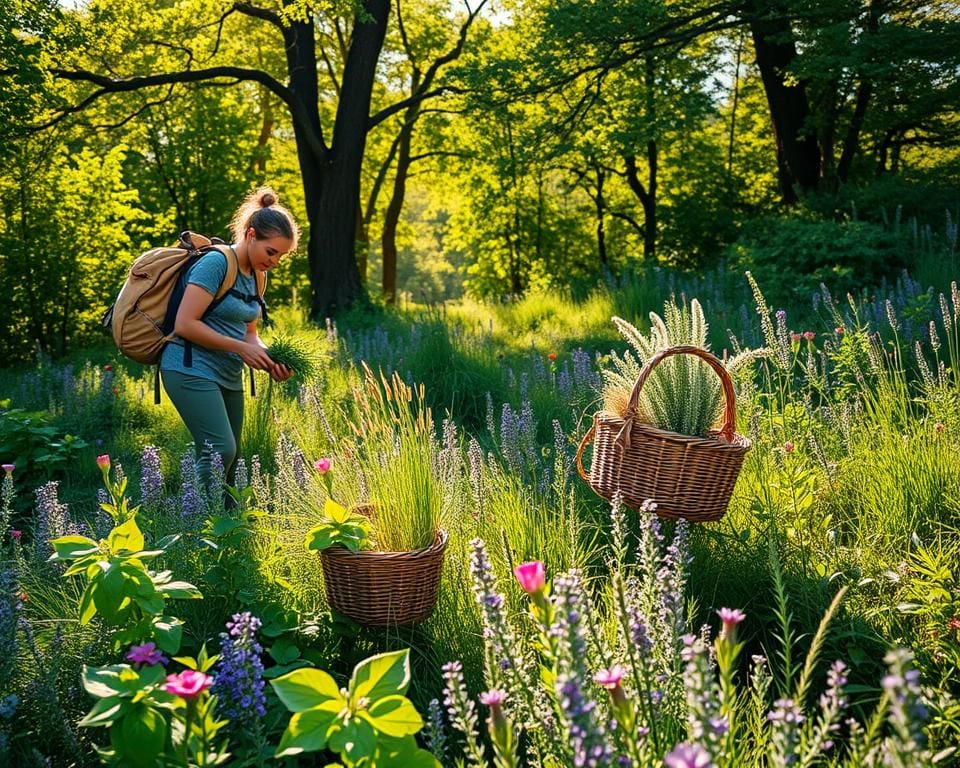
[264,334,322,382]
[271,648,438,766]
[304,498,372,553]
[730,215,912,308]
[0,408,89,481]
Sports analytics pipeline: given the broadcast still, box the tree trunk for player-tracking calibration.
[594,166,607,266]
[381,115,414,302]
[747,4,821,202]
[624,143,657,264]
[278,2,390,319]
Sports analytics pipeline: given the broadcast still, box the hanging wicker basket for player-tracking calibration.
[576,345,751,522]
[319,528,448,627]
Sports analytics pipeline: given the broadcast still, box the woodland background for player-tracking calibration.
[0,0,958,359]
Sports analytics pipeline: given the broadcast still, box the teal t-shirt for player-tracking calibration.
[160,249,261,390]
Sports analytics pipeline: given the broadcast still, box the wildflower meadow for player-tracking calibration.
[0,261,957,767]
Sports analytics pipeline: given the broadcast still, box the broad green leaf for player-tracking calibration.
[325,498,349,523]
[82,665,126,697]
[271,668,344,712]
[274,705,340,757]
[158,580,202,600]
[110,704,166,768]
[49,535,99,561]
[377,735,442,768]
[305,525,336,552]
[79,583,98,624]
[269,638,302,665]
[349,649,411,703]
[78,697,126,727]
[93,563,127,623]
[151,616,183,654]
[108,518,144,554]
[135,592,165,615]
[361,695,423,737]
[328,716,376,763]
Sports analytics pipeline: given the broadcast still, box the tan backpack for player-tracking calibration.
[103,230,267,366]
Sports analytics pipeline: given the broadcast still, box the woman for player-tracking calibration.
[160,186,298,495]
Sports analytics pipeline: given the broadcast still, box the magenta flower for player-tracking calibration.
[96,454,111,471]
[9,529,21,541]
[126,642,167,666]
[314,457,331,473]
[784,440,795,454]
[803,330,816,341]
[717,607,746,639]
[163,669,213,699]
[513,561,546,595]
[789,332,801,342]
[593,665,627,690]
[664,742,713,768]
[835,325,844,335]
[1,464,14,475]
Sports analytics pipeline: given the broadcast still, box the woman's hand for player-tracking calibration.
[237,341,276,371]
[270,363,294,382]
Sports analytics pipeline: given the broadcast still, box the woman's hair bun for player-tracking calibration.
[259,190,277,208]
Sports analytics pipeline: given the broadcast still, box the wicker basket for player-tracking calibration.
[319,528,448,627]
[576,345,751,522]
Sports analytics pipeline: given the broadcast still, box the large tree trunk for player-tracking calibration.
[283,2,390,319]
[747,3,821,202]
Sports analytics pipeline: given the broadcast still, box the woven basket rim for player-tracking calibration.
[593,410,752,450]
[320,527,448,560]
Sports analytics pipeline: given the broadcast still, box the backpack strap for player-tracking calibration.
[182,246,240,368]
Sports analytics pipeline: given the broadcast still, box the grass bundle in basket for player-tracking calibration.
[602,298,766,437]
[265,334,322,381]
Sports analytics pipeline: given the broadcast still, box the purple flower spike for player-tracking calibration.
[664,742,714,768]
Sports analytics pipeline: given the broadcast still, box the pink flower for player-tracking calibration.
[934,422,945,434]
[96,454,111,470]
[163,669,212,699]
[126,642,167,666]
[593,665,627,690]
[784,441,795,454]
[1,464,13,475]
[789,332,801,343]
[803,331,816,341]
[664,742,712,768]
[103,364,112,372]
[835,326,844,335]
[314,457,331,473]
[547,352,557,362]
[513,561,546,595]
[479,689,507,708]
[717,607,746,638]
[9,530,21,541]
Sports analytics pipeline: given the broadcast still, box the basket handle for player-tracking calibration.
[626,345,738,443]
[575,420,596,482]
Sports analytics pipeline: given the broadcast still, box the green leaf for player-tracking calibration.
[376,735,442,768]
[274,704,341,757]
[151,616,183,654]
[305,524,336,552]
[93,563,128,623]
[110,704,166,768]
[349,649,411,704]
[108,518,144,554]
[328,716,376,763]
[82,665,126,698]
[271,668,344,713]
[269,638,302,665]
[154,533,181,550]
[361,695,423,738]
[49,535,100,561]
[157,580,202,600]
[134,592,165,615]
[78,697,126,727]
[79,583,98,624]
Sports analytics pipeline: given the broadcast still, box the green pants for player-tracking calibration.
[161,369,244,494]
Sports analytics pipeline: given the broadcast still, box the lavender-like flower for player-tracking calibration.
[291,449,308,488]
[34,481,72,559]
[556,676,614,767]
[0,568,20,688]
[179,453,201,519]
[766,697,805,765]
[424,698,447,763]
[233,457,248,491]
[881,648,928,761]
[138,444,163,509]
[213,612,267,729]
[442,660,486,765]
[468,539,523,693]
